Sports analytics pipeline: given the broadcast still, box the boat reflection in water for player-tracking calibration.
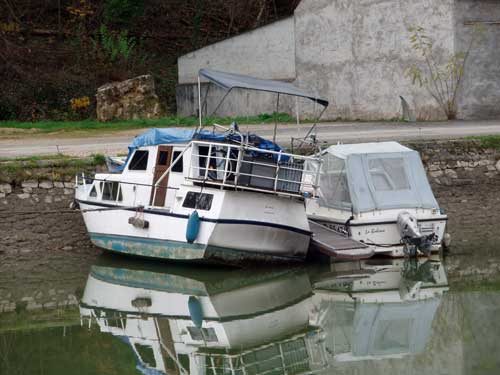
[79,256,324,375]
[310,256,449,364]
[79,255,448,374]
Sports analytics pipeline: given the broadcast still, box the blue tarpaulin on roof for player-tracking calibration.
[119,128,285,171]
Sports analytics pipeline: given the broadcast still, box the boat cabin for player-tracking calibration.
[79,128,320,212]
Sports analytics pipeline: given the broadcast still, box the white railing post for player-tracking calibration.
[222,145,231,186]
[204,143,212,180]
[273,151,282,192]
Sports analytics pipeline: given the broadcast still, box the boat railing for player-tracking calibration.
[193,329,327,375]
[185,140,321,198]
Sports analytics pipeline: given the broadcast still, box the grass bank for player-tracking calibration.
[0,112,297,134]
[466,134,500,150]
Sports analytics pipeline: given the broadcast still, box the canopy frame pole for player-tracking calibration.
[273,93,280,143]
[197,75,202,131]
[209,89,232,118]
[304,106,328,142]
[201,83,211,118]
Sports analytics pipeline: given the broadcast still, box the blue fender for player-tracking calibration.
[188,296,203,328]
[186,210,200,243]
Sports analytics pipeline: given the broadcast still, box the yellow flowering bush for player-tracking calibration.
[70,96,90,111]
[0,22,21,33]
[67,0,94,18]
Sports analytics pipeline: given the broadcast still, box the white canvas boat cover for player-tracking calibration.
[199,69,329,107]
[314,142,439,213]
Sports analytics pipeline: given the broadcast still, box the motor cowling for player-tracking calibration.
[397,211,436,256]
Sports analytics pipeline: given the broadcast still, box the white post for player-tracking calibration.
[197,75,202,131]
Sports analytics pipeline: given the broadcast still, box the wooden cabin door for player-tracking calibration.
[150,146,172,206]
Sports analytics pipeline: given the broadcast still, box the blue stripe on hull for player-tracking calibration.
[89,233,305,264]
[89,233,207,261]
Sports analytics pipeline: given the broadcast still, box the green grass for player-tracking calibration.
[0,112,296,133]
[466,135,500,150]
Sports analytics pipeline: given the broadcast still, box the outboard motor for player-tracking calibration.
[397,211,436,257]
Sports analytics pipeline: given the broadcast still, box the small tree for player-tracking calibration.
[405,25,484,120]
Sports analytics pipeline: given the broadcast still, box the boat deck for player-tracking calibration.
[309,220,375,260]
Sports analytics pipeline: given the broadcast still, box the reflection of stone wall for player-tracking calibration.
[0,180,99,314]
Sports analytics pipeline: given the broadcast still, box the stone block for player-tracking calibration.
[63,188,73,195]
[429,170,443,178]
[0,183,12,194]
[17,193,30,200]
[0,193,5,199]
[54,182,65,188]
[22,180,38,188]
[39,181,54,189]
[444,169,458,179]
[44,196,53,204]
[64,182,75,188]
[496,160,500,172]
[23,187,32,193]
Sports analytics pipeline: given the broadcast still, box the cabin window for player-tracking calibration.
[172,151,183,173]
[102,181,122,201]
[134,344,156,368]
[318,154,351,209]
[369,158,410,191]
[158,150,169,166]
[187,327,218,342]
[128,150,149,171]
[89,185,98,197]
[182,192,213,210]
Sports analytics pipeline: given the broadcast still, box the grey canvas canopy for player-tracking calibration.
[199,68,329,107]
[313,142,439,214]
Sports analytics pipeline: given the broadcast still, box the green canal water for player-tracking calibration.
[1,249,500,375]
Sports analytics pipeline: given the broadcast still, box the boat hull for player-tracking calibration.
[78,199,310,264]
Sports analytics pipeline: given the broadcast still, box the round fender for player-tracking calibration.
[186,210,200,243]
[188,296,203,328]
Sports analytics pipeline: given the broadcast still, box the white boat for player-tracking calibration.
[79,257,325,375]
[75,69,329,264]
[306,142,449,258]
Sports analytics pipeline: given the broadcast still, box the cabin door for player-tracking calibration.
[150,146,172,206]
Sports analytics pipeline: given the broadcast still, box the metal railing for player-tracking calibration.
[186,140,321,198]
[194,329,327,375]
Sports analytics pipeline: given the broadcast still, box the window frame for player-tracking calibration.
[128,150,149,171]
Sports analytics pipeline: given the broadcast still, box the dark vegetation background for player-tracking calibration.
[0,0,298,121]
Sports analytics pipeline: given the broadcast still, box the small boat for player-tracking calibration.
[310,257,449,362]
[75,69,329,264]
[306,141,449,257]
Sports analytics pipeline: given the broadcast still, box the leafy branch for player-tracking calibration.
[405,25,484,119]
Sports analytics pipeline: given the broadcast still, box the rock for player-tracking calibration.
[96,75,163,121]
[44,196,53,204]
[0,193,5,199]
[22,180,38,189]
[64,182,75,188]
[54,182,65,188]
[63,188,73,195]
[17,193,30,199]
[444,169,458,179]
[23,187,32,193]
[496,160,500,172]
[429,170,443,178]
[39,181,53,189]
[0,183,12,194]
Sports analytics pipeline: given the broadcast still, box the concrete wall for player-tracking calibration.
[294,0,456,120]
[177,17,296,117]
[455,0,500,119]
[178,17,295,84]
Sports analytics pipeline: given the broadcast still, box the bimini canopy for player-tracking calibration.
[315,142,439,213]
[119,127,285,170]
[199,69,329,107]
